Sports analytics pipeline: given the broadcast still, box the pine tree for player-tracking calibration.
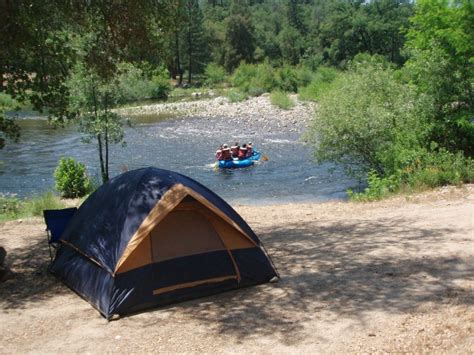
[182,0,209,84]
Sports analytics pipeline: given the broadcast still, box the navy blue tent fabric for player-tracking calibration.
[51,167,278,318]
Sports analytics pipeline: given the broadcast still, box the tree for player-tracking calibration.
[182,0,209,83]
[0,110,20,149]
[309,0,412,67]
[251,3,284,63]
[222,1,255,71]
[404,0,474,155]
[0,0,172,149]
[306,58,433,178]
[278,27,304,65]
[288,0,306,34]
[67,65,128,183]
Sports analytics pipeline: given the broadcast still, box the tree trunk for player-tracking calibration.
[104,96,110,183]
[97,133,107,183]
[175,32,183,86]
[92,85,107,184]
[104,118,109,183]
[187,23,193,84]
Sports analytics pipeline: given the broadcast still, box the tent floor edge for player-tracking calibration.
[113,277,274,319]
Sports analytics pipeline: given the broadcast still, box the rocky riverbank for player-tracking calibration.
[117,94,317,132]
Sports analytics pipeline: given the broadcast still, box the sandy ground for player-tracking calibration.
[0,185,473,353]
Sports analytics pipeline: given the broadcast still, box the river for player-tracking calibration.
[0,113,357,204]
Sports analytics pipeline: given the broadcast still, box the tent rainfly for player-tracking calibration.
[51,167,278,319]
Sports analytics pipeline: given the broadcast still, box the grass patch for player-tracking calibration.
[24,192,68,217]
[0,192,68,223]
[270,91,294,109]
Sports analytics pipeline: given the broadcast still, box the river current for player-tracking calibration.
[0,114,356,204]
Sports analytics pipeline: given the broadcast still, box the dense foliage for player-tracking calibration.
[306,58,433,177]
[404,0,474,156]
[307,0,474,199]
[1,0,472,198]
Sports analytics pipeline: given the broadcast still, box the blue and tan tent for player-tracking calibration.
[51,167,278,319]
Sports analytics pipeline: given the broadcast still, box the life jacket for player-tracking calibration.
[221,148,232,161]
[231,145,239,157]
[238,147,247,160]
[215,149,223,160]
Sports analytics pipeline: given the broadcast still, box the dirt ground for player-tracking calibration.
[0,185,473,353]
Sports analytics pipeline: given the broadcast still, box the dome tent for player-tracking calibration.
[51,167,278,319]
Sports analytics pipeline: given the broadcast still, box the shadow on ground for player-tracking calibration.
[148,217,473,345]
[0,233,67,311]
[1,216,472,346]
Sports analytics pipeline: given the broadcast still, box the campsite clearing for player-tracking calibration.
[0,185,473,353]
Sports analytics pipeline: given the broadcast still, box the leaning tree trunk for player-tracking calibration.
[97,133,107,184]
[104,122,109,183]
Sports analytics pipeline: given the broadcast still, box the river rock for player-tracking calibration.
[116,94,317,135]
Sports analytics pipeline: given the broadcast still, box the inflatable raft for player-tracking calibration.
[218,151,261,169]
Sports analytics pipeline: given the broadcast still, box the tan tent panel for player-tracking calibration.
[115,184,257,274]
[150,209,226,262]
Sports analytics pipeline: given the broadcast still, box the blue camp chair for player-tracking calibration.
[43,207,77,262]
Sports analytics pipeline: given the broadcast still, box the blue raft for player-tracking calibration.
[218,151,261,169]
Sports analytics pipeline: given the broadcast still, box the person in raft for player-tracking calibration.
[221,144,233,161]
[238,143,248,160]
[215,144,223,160]
[231,142,240,158]
[247,142,253,158]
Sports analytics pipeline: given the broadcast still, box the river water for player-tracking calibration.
[0,113,356,204]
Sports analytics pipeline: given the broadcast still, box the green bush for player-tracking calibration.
[54,158,92,198]
[150,66,171,99]
[404,150,474,188]
[349,150,474,201]
[204,63,227,86]
[118,64,155,101]
[270,91,294,109]
[232,62,319,95]
[227,89,247,103]
[298,66,339,101]
[295,66,315,88]
[275,65,300,92]
[117,63,170,101]
[24,192,67,217]
[232,62,276,94]
[231,62,257,91]
[0,193,22,217]
[247,86,266,97]
[0,93,19,109]
[348,171,400,201]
